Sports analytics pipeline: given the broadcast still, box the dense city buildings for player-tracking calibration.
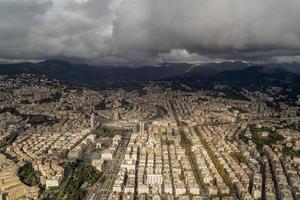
[0,74,300,200]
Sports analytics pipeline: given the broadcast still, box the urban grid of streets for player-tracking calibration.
[0,74,300,200]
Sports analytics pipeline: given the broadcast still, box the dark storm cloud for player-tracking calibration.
[1,0,300,64]
[0,0,52,58]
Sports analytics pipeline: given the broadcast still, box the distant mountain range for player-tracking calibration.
[0,60,190,88]
[167,65,300,88]
[0,60,299,90]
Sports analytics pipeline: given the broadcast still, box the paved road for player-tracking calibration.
[84,135,129,200]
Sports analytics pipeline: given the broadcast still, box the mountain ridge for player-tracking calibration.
[0,60,299,90]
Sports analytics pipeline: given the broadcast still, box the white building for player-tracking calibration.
[91,159,104,172]
[147,173,162,185]
[46,175,62,188]
[174,182,186,197]
[102,149,113,160]
[113,135,122,145]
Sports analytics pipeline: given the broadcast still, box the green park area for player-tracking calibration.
[43,162,101,200]
[94,101,107,110]
[18,162,40,187]
[230,152,247,164]
[23,114,58,125]
[250,125,283,149]
[94,127,122,138]
[283,146,300,158]
[27,115,48,124]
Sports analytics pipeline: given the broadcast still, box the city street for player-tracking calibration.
[85,134,130,200]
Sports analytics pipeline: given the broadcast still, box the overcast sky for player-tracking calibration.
[1,0,300,64]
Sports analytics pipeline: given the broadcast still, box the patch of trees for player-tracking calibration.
[94,101,106,110]
[18,162,40,186]
[283,147,300,158]
[250,125,283,149]
[94,127,122,138]
[0,107,20,115]
[48,162,101,200]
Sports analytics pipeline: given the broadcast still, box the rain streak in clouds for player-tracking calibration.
[1,0,300,64]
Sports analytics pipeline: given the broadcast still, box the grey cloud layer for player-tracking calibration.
[1,0,300,63]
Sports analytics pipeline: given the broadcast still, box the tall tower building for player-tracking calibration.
[140,121,144,134]
[91,113,95,129]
